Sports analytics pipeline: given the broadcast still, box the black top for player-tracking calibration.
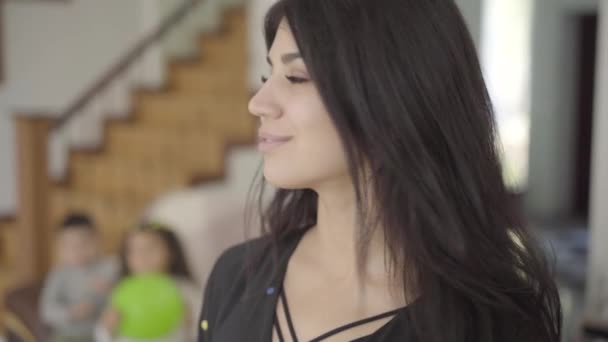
[197,229,417,342]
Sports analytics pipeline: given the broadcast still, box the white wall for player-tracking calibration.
[480,0,532,190]
[0,0,155,214]
[585,0,608,319]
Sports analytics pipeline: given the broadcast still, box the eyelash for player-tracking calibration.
[260,75,308,84]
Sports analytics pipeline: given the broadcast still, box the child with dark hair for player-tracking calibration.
[40,212,118,342]
[96,222,200,342]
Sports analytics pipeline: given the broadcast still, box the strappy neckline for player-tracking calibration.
[274,285,404,342]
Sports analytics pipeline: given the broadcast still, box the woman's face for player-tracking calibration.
[248,20,349,190]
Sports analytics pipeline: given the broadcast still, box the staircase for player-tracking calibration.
[0,8,255,286]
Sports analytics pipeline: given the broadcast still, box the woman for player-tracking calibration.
[198,0,562,341]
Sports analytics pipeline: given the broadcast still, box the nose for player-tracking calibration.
[248,79,282,120]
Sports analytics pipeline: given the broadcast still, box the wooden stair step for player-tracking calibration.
[135,98,252,135]
[199,39,246,60]
[138,107,253,134]
[195,50,244,67]
[104,125,229,157]
[48,188,146,214]
[60,167,188,205]
[195,41,246,62]
[223,9,247,31]
[48,187,169,221]
[196,38,246,68]
[0,220,16,269]
[49,188,161,219]
[137,119,255,144]
[201,21,245,47]
[70,143,224,194]
[169,74,247,94]
[138,106,251,125]
[168,65,246,91]
[69,153,223,189]
[135,92,247,114]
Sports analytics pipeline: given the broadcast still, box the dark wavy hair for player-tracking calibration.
[118,222,193,281]
[250,0,562,341]
[59,212,96,233]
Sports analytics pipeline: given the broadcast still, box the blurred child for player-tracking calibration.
[40,213,118,342]
[97,222,200,342]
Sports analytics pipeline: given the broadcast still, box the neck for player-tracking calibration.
[309,177,386,281]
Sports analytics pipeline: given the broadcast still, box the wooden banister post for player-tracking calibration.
[15,116,53,285]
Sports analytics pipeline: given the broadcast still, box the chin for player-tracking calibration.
[263,172,305,189]
[262,154,348,190]
[262,163,311,190]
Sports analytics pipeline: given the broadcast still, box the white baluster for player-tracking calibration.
[66,111,83,147]
[48,128,69,180]
[90,95,104,147]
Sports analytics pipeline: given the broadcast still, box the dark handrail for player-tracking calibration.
[54,0,204,129]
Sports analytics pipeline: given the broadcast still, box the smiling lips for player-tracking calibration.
[257,132,293,152]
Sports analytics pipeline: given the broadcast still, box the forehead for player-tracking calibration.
[269,21,299,55]
[131,231,163,245]
[60,228,93,239]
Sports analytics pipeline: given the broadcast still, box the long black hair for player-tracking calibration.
[251,0,562,341]
[118,221,193,281]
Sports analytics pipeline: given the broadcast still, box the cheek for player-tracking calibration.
[127,249,149,271]
[152,252,167,269]
[126,252,140,270]
[263,106,349,189]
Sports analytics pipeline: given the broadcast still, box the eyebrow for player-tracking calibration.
[266,52,302,66]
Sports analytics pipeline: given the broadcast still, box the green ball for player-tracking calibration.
[111,273,184,338]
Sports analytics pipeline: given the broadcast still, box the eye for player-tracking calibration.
[285,76,309,84]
